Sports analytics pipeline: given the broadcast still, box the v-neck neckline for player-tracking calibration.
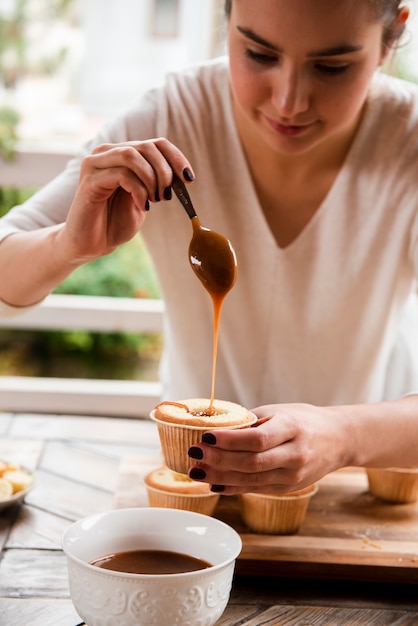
[226,85,373,254]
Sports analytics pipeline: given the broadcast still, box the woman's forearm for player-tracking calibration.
[0,225,82,308]
[337,394,418,469]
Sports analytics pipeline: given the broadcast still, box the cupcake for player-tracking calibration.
[144,465,220,516]
[238,484,318,534]
[366,467,418,504]
[150,398,257,474]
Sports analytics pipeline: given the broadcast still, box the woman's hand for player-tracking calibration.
[187,403,352,494]
[60,138,194,263]
[0,137,194,308]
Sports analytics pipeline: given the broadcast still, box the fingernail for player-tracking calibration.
[164,186,172,200]
[202,433,217,445]
[183,167,194,182]
[145,200,150,211]
[188,446,204,460]
[155,189,161,202]
[211,484,225,493]
[189,468,206,480]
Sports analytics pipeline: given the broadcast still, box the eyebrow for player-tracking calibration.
[236,26,363,57]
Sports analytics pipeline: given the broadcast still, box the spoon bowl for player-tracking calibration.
[189,218,237,295]
[172,175,237,296]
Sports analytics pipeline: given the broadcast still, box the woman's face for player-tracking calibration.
[228,0,391,157]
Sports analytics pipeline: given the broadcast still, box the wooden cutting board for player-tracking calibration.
[116,455,418,583]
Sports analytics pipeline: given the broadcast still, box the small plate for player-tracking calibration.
[0,464,35,511]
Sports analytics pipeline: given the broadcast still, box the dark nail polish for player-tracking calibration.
[155,189,161,202]
[145,200,150,211]
[189,468,206,480]
[202,433,217,445]
[211,484,225,493]
[183,167,195,182]
[164,186,172,200]
[188,446,204,460]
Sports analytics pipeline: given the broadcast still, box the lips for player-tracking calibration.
[265,115,315,137]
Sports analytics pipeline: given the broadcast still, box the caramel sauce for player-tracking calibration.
[90,549,211,575]
[156,401,189,411]
[189,217,237,413]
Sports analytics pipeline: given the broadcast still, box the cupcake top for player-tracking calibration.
[145,466,212,495]
[154,398,257,428]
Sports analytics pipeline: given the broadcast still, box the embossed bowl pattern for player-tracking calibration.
[62,507,242,626]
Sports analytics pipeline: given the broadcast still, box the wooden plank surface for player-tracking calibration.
[2,414,418,626]
[220,605,418,626]
[117,456,418,583]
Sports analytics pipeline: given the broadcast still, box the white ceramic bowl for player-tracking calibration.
[62,507,242,626]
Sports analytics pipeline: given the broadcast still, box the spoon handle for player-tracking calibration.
[172,174,197,220]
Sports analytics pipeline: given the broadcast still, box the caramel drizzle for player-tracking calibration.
[157,400,215,418]
[156,401,189,411]
[189,218,237,415]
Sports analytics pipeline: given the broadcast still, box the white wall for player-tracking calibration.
[78,0,221,116]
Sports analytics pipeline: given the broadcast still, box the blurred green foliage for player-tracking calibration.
[0,106,20,161]
[54,235,160,300]
[0,187,163,380]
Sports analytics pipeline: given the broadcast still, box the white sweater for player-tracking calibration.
[1,57,418,407]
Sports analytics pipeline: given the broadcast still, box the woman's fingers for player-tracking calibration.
[90,139,195,201]
[198,408,293,454]
[80,164,149,209]
[188,450,312,496]
[187,403,344,495]
[65,137,195,259]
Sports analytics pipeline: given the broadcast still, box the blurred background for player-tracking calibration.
[0,0,227,382]
[0,0,417,383]
[0,0,227,151]
[0,0,416,152]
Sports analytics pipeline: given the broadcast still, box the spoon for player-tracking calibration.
[171,174,237,297]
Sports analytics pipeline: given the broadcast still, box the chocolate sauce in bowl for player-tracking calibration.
[90,549,211,574]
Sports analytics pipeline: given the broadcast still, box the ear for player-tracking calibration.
[391,6,410,41]
[379,6,410,66]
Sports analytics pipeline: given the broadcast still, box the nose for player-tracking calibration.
[273,64,309,118]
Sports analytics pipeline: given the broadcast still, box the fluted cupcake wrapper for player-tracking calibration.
[150,410,257,475]
[239,484,318,535]
[366,467,418,504]
[145,484,220,515]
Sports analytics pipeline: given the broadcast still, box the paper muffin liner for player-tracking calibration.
[238,484,318,534]
[144,483,220,516]
[150,410,257,475]
[366,467,418,504]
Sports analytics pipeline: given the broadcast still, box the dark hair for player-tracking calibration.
[373,1,408,45]
[223,0,407,46]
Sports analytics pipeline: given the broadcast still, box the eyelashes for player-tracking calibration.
[244,48,276,64]
[315,64,349,76]
[244,48,350,77]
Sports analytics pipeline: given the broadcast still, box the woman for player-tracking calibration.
[0,0,417,494]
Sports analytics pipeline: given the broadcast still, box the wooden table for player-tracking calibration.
[1,410,418,626]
